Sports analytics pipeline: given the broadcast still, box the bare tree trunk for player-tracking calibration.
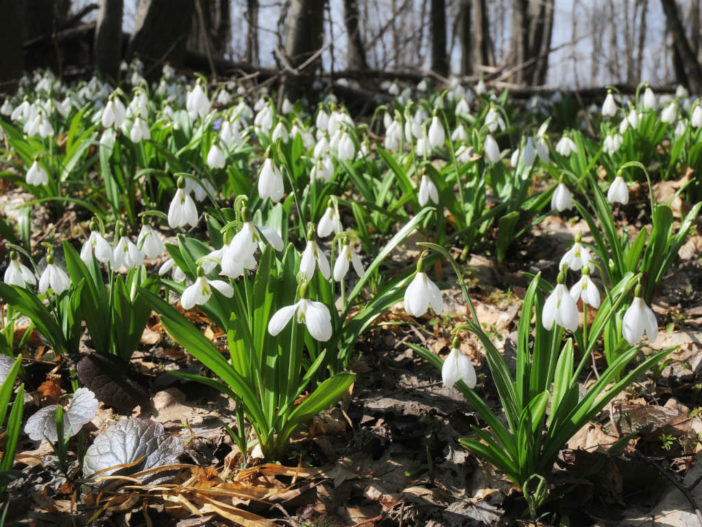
[94,0,123,82]
[635,0,647,81]
[606,0,620,82]
[509,0,528,84]
[430,0,449,77]
[282,0,326,100]
[526,0,554,85]
[473,0,490,71]
[0,0,24,87]
[128,0,194,74]
[661,0,702,92]
[459,0,472,75]
[246,0,259,63]
[343,0,367,70]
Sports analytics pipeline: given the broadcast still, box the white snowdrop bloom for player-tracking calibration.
[642,87,657,110]
[254,106,274,133]
[418,175,439,206]
[11,100,30,122]
[385,120,403,151]
[483,134,501,163]
[271,121,288,143]
[417,79,428,92]
[383,112,393,130]
[36,113,54,138]
[112,236,144,271]
[159,258,186,282]
[560,241,592,271]
[127,91,148,118]
[551,183,574,212]
[281,97,294,115]
[101,98,126,128]
[258,158,284,202]
[57,97,72,118]
[311,155,334,182]
[328,110,353,136]
[129,116,150,142]
[456,144,475,163]
[81,231,113,265]
[38,263,70,295]
[484,106,505,132]
[556,136,576,156]
[0,99,12,115]
[224,221,283,268]
[622,296,658,345]
[676,85,689,98]
[219,120,240,149]
[661,101,677,124]
[411,107,428,138]
[415,136,427,157]
[315,110,329,132]
[206,143,226,169]
[535,135,549,163]
[627,108,640,129]
[181,276,233,310]
[216,89,232,106]
[692,105,702,128]
[607,175,629,205]
[510,148,520,167]
[254,96,267,112]
[313,136,329,159]
[442,347,476,389]
[168,188,198,228]
[603,133,623,155]
[404,272,443,317]
[317,206,340,238]
[4,257,36,288]
[475,79,487,95]
[522,137,536,167]
[26,160,48,186]
[602,92,618,118]
[337,132,356,161]
[428,116,445,151]
[162,104,174,119]
[569,274,600,309]
[451,125,468,143]
[300,240,331,280]
[542,283,579,332]
[618,116,630,135]
[455,98,470,118]
[404,119,414,143]
[675,119,687,139]
[268,299,332,342]
[137,225,165,259]
[333,242,364,281]
[185,177,215,202]
[388,82,400,96]
[234,101,253,122]
[186,83,211,120]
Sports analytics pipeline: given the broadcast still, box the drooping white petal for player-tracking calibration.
[268,303,299,336]
[181,276,211,310]
[607,176,629,205]
[442,348,476,389]
[209,279,234,298]
[301,300,332,342]
[333,245,351,282]
[257,225,284,251]
[551,183,574,212]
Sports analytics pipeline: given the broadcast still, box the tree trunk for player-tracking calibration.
[343,0,367,71]
[0,0,24,87]
[635,0,647,81]
[246,0,259,63]
[531,0,554,85]
[509,0,528,84]
[458,0,472,75]
[606,0,620,82]
[430,0,449,77]
[473,0,490,71]
[282,0,326,101]
[128,0,195,74]
[661,0,702,93]
[94,0,123,82]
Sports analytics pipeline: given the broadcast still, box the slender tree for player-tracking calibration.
[458,0,473,75]
[94,0,123,82]
[661,0,702,92]
[283,0,327,100]
[343,0,367,71]
[473,0,491,71]
[246,0,259,63]
[430,0,449,77]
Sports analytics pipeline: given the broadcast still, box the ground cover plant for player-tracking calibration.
[0,67,701,525]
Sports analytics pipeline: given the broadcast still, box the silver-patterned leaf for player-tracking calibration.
[82,418,183,480]
[24,388,98,442]
[0,355,16,385]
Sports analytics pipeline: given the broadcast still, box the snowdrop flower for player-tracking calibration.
[483,134,501,163]
[317,206,341,238]
[417,79,428,92]
[622,292,658,346]
[415,136,427,157]
[569,267,600,309]
[692,105,702,128]
[271,121,288,143]
[281,97,294,115]
[418,175,439,206]
[221,220,284,277]
[81,230,113,265]
[535,135,549,163]
[556,135,576,156]
[216,89,232,106]
[627,108,640,129]
[311,155,334,182]
[521,137,536,167]
[542,276,579,332]
[456,145,475,163]
[26,160,48,186]
[206,143,226,169]
[184,177,215,202]
[186,83,210,120]
[112,236,143,271]
[38,259,70,295]
[442,344,476,389]
[334,242,364,281]
[675,119,687,139]
[0,99,12,116]
[137,225,165,259]
[219,120,241,149]
[129,116,150,142]
[258,158,284,202]
[4,253,36,288]
[101,97,126,128]
[337,132,356,161]
[602,91,617,118]
[428,116,445,151]
[484,106,505,132]
[551,182,574,212]
[404,270,443,317]
[300,239,331,280]
[603,133,623,155]
[315,110,329,132]
[385,120,403,151]
[455,98,470,118]
[451,125,468,143]
[607,175,629,205]
[560,233,592,271]
[168,188,198,228]
[268,298,332,342]
[642,86,657,110]
[254,105,274,133]
[159,258,186,283]
[661,101,677,124]
[181,274,233,310]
